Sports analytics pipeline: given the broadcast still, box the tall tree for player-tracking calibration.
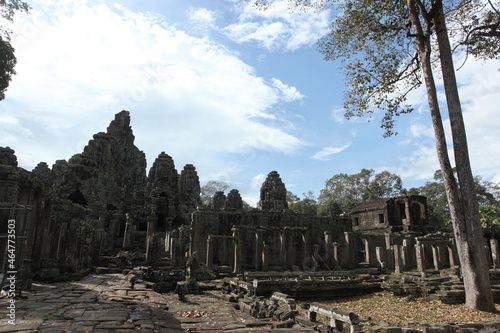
[0,0,30,100]
[319,169,405,213]
[288,190,319,215]
[254,0,499,311]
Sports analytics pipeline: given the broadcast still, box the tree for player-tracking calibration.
[288,190,319,215]
[371,170,406,199]
[0,0,30,100]
[200,180,230,208]
[254,0,499,311]
[318,169,405,213]
[318,169,374,213]
[410,170,500,230]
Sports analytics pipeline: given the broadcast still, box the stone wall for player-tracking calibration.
[0,111,202,280]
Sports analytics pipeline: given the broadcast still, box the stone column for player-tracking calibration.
[332,242,340,269]
[312,244,320,271]
[432,244,444,270]
[490,238,500,269]
[323,231,334,268]
[375,246,385,269]
[415,242,425,273]
[363,239,371,265]
[302,230,310,269]
[147,233,164,265]
[232,228,241,273]
[448,242,459,267]
[234,242,242,273]
[344,232,354,268]
[393,245,403,274]
[206,235,214,267]
[402,239,413,270]
[404,200,412,226]
[255,229,263,270]
[262,242,270,271]
[385,233,394,270]
[123,213,134,248]
[280,228,288,267]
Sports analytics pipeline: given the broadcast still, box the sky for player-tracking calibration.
[1,0,499,206]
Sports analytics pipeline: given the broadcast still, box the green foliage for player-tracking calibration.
[479,204,500,228]
[451,0,500,60]
[318,168,405,214]
[409,169,500,231]
[254,0,499,136]
[318,0,418,136]
[287,190,319,215]
[0,0,30,100]
[0,35,16,100]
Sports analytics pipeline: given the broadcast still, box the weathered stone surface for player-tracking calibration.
[257,170,288,211]
[145,152,181,232]
[213,191,226,210]
[179,164,202,216]
[0,146,18,166]
[225,189,243,209]
[0,111,202,281]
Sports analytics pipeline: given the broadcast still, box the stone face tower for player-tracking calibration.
[225,189,243,209]
[179,164,202,216]
[257,170,288,211]
[145,152,181,232]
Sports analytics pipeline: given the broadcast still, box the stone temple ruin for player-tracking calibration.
[2,111,500,332]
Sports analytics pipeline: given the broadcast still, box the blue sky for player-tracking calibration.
[1,0,499,206]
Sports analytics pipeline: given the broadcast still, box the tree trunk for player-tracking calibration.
[432,0,496,312]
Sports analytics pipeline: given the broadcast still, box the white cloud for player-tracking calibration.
[222,0,331,51]
[392,56,500,185]
[311,143,351,161]
[188,7,217,29]
[271,78,304,102]
[2,0,306,174]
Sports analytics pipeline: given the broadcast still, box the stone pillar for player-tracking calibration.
[385,233,393,270]
[323,231,334,268]
[404,200,412,226]
[206,235,214,267]
[363,239,371,265]
[146,216,155,245]
[344,232,354,268]
[332,242,340,269]
[393,245,403,274]
[431,244,438,270]
[402,239,413,269]
[147,233,164,265]
[232,228,241,273]
[312,244,320,271]
[255,229,263,270]
[171,239,180,266]
[123,213,134,248]
[448,242,459,267]
[280,228,288,267]
[375,246,385,269]
[432,244,445,270]
[302,230,310,269]
[234,242,241,274]
[490,238,500,269]
[262,242,270,271]
[415,242,425,273]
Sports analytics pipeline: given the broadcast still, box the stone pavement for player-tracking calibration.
[0,273,315,332]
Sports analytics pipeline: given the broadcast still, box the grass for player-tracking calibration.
[299,291,500,328]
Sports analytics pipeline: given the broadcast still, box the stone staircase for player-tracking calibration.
[384,269,500,304]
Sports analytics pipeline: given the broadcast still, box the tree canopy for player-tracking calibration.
[0,0,30,100]
[318,168,405,214]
